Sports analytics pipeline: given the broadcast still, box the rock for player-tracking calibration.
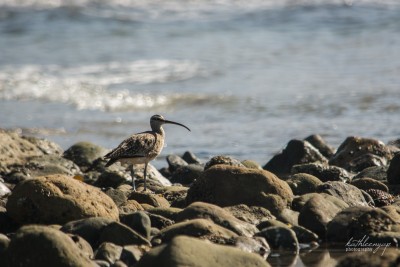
[387,153,400,184]
[95,169,131,188]
[146,207,182,221]
[120,211,152,240]
[0,210,19,234]
[276,208,299,226]
[256,226,299,252]
[95,242,123,264]
[304,134,335,159]
[99,222,151,247]
[120,245,144,266]
[329,136,392,172]
[326,206,374,243]
[129,191,170,208]
[146,213,174,230]
[231,236,270,259]
[136,235,271,267]
[292,193,346,212]
[16,155,81,178]
[105,188,128,206]
[298,193,349,238]
[118,200,144,215]
[182,151,202,164]
[133,164,172,188]
[349,208,397,239]
[241,160,262,170]
[286,173,323,195]
[6,225,93,267]
[0,233,9,263]
[365,189,395,207]
[257,219,289,230]
[291,225,319,243]
[166,154,188,172]
[204,155,245,170]
[351,178,389,192]
[353,166,388,181]
[69,234,94,260]
[6,174,119,224]
[263,139,328,176]
[61,217,115,248]
[291,163,351,182]
[0,130,53,173]
[63,141,108,171]
[0,181,11,198]
[176,202,258,237]
[186,165,293,209]
[381,205,400,223]
[224,204,275,225]
[317,181,369,207]
[155,218,238,244]
[336,248,400,267]
[170,164,204,185]
[161,186,188,206]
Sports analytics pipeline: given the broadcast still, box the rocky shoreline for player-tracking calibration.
[1,129,400,266]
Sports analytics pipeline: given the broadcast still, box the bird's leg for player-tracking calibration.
[143,162,148,192]
[131,165,137,191]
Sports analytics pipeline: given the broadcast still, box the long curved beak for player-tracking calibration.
[164,119,191,131]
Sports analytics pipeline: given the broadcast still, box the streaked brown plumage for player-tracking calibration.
[104,114,190,191]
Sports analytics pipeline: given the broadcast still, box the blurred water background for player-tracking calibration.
[1,0,400,167]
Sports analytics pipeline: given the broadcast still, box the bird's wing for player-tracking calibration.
[105,131,157,161]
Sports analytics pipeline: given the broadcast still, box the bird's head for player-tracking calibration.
[150,114,191,131]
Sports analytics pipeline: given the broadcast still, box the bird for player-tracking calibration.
[104,114,190,191]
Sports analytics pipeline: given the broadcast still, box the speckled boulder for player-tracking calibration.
[329,136,392,172]
[204,155,245,170]
[6,225,93,267]
[317,181,369,207]
[187,165,293,209]
[136,235,271,267]
[6,174,119,224]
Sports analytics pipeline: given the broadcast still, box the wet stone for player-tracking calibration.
[95,242,123,264]
[170,164,204,185]
[120,211,151,240]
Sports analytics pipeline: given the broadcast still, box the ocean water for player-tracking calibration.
[1,0,400,168]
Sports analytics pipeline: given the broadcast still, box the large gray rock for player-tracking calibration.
[256,226,299,252]
[224,204,275,225]
[263,139,328,176]
[204,155,245,170]
[136,235,271,267]
[329,136,393,172]
[304,134,335,159]
[176,202,258,237]
[298,193,349,238]
[186,165,293,208]
[6,225,93,267]
[7,174,119,224]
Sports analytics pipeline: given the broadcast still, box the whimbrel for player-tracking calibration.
[104,114,190,191]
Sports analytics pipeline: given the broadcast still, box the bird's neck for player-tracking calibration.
[154,126,165,136]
